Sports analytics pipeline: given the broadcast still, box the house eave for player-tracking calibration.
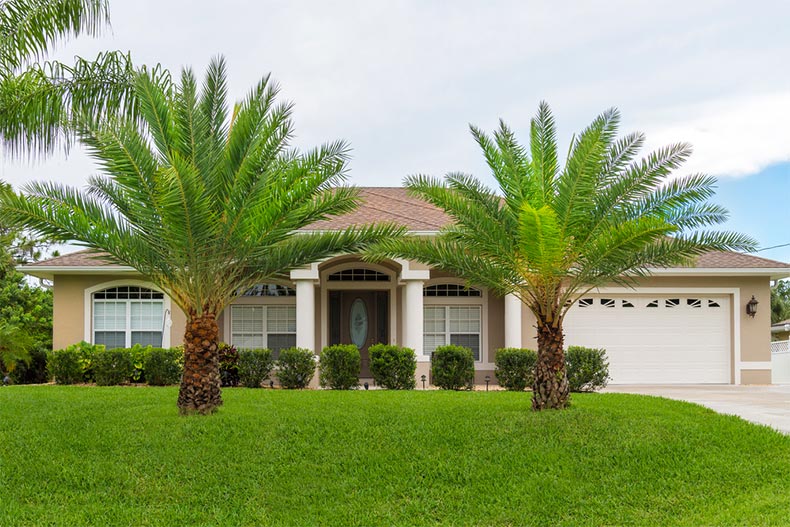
[647,267,790,280]
[17,265,138,281]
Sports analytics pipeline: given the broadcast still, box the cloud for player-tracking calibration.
[641,92,790,178]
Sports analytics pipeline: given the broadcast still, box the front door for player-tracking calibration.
[329,291,389,378]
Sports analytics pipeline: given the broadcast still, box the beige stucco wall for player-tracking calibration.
[52,274,186,350]
[49,267,772,385]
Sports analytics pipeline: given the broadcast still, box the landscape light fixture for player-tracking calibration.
[420,374,427,389]
[364,382,369,390]
[269,380,274,389]
[746,295,759,318]
[485,375,491,391]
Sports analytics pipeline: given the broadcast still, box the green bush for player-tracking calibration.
[10,345,49,384]
[218,343,240,387]
[144,348,183,386]
[93,349,135,386]
[431,345,474,390]
[48,342,104,384]
[494,348,537,391]
[128,344,148,382]
[276,347,315,389]
[319,344,360,390]
[565,346,610,392]
[369,344,416,389]
[237,349,274,388]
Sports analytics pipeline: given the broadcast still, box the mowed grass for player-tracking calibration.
[1,387,789,526]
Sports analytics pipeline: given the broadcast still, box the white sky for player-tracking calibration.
[2,0,790,192]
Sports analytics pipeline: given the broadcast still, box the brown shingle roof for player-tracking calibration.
[23,187,790,271]
[302,187,450,232]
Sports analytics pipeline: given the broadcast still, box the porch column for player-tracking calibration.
[402,279,425,358]
[504,293,522,349]
[295,279,316,351]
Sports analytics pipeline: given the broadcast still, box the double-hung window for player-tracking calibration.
[230,305,296,357]
[93,286,164,348]
[423,284,482,360]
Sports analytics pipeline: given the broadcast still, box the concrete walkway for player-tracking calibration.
[603,384,790,434]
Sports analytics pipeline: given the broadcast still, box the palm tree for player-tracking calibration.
[367,102,755,410]
[0,320,33,375]
[0,0,168,156]
[0,57,403,413]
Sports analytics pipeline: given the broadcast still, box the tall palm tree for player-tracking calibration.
[0,0,168,156]
[368,102,755,410]
[0,57,403,413]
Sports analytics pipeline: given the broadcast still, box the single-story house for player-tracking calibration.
[21,188,790,386]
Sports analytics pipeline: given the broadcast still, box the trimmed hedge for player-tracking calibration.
[566,346,610,392]
[93,349,135,386]
[48,342,104,384]
[369,344,416,390]
[319,344,360,390]
[431,345,474,390]
[276,347,315,389]
[144,348,183,386]
[238,349,274,388]
[494,348,537,391]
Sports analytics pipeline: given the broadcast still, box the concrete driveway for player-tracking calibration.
[603,384,790,434]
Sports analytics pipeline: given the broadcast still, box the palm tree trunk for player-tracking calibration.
[532,322,570,410]
[177,312,222,415]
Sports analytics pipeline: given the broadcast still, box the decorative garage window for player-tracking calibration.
[93,286,164,348]
[708,300,720,308]
[600,298,615,308]
[665,298,680,308]
[423,305,481,360]
[230,305,296,356]
[578,298,594,308]
[239,284,295,297]
[621,300,635,308]
[424,284,481,297]
[687,298,702,308]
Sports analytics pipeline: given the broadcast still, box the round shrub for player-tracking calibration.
[237,348,274,388]
[565,346,610,392]
[218,343,240,387]
[369,344,416,389]
[319,344,360,390]
[144,348,183,386]
[93,349,135,386]
[494,348,537,391]
[431,345,474,390]
[276,347,315,389]
[47,348,83,385]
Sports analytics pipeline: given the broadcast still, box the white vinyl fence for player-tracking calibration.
[772,340,790,384]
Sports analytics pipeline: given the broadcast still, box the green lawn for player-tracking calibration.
[1,387,789,526]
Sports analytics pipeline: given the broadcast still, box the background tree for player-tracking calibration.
[368,102,754,410]
[771,280,790,324]
[0,57,403,413]
[0,0,169,156]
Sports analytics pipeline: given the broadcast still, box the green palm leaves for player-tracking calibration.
[369,102,755,325]
[0,57,404,316]
[0,0,168,156]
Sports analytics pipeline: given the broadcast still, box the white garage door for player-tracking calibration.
[564,294,731,384]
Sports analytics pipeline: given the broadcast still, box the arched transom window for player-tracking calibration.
[93,286,165,348]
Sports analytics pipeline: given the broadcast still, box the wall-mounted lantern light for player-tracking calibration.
[746,295,759,318]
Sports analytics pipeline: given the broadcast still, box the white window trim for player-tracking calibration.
[84,279,172,348]
[227,304,297,351]
[423,305,483,362]
[423,278,488,366]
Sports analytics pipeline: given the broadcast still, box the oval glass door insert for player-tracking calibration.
[349,298,368,348]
